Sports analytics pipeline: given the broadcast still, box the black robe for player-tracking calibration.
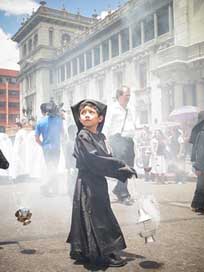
[67,128,133,259]
[190,123,204,209]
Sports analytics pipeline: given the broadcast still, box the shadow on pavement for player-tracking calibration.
[121,250,146,261]
[139,260,164,269]
[20,249,37,255]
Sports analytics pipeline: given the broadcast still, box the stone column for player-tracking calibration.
[118,32,122,55]
[174,83,183,109]
[129,25,133,50]
[108,38,112,59]
[64,63,67,80]
[196,81,204,110]
[58,67,61,83]
[168,3,173,34]
[141,21,144,44]
[100,44,103,64]
[154,13,158,38]
[84,52,87,71]
[91,49,94,67]
[70,60,73,78]
[161,87,169,121]
[76,57,79,75]
[173,0,189,46]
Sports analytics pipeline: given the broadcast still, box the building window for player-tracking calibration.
[94,46,100,66]
[9,115,18,122]
[193,0,203,14]
[8,102,19,108]
[79,54,85,73]
[0,101,6,107]
[72,59,78,76]
[28,39,32,53]
[10,77,17,84]
[144,15,154,42]
[23,43,27,56]
[140,110,148,124]
[111,34,119,58]
[0,114,6,121]
[61,33,71,47]
[97,78,104,100]
[157,5,169,36]
[0,89,5,95]
[132,23,141,47]
[167,88,175,112]
[49,28,54,46]
[66,62,71,78]
[26,74,35,90]
[121,28,129,53]
[102,40,109,62]
[34,33,38,48]
[60,65,65,81]
[183,84,196,106]
[9,90,19,97]
[115,71,123,89]
[86,50,92,70]
[139,63,147,89]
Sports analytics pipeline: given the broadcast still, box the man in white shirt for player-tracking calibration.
[105,85,135,205]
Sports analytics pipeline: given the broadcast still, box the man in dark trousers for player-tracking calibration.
[105,85,136,205]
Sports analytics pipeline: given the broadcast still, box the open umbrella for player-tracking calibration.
[169,106,200,121]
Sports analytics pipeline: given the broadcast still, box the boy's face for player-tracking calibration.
[79,105,103,132]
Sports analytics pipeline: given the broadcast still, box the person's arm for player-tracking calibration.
[35,135,42,146]
[76,131,136,182]
[193,131,204,173]
[35,122,42,146]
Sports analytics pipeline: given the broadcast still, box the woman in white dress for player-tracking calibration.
[150,130,167,183]
[11,122,28,180]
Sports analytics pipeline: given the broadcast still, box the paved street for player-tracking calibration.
[0,177,204,272]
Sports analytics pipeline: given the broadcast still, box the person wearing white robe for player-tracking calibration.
[25,125,46,179]
[11,122,28,180]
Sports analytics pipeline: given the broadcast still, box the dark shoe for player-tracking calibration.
[192,208,204,213]
[106,254,127,267]
[70,252,89,263]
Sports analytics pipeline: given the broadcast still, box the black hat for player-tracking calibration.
[71,99,107,133]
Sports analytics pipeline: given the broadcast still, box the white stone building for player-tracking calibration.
[12,0,204,125]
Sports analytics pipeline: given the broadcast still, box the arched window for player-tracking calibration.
[28,39,32,52]
[23,43,27,56]
[61,33,71,47]
[34,33,38,48]
[49,27,54,46]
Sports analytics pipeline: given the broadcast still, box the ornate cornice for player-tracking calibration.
[12,6,94,43]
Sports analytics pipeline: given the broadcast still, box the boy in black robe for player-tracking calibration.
[67,99,137,267]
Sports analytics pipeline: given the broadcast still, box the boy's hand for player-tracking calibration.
[119,166,137,178]
[130,167,138,178]
[195,170,203,176]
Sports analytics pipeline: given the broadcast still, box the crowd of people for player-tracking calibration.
[0,86,204,267]
[0,120,46,181]
[0,102,76,197]
[134,124,193,184]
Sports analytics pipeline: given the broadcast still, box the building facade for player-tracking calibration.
[0,68,20,129]
[13,0,204,125]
